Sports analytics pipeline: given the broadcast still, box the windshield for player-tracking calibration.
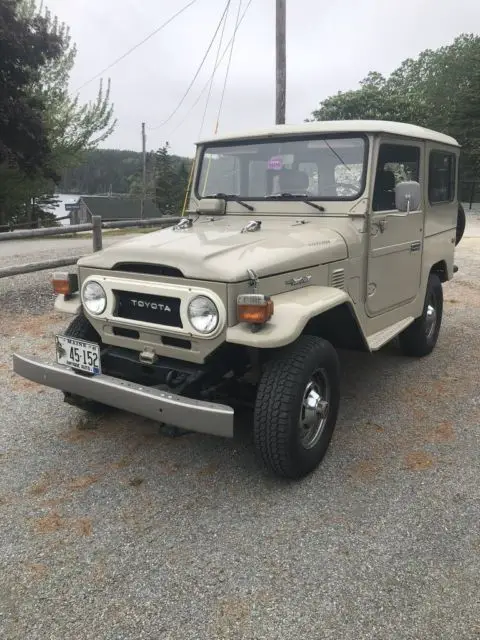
[196,135,367,201]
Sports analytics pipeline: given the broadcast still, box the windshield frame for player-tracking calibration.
[194,132,370,203]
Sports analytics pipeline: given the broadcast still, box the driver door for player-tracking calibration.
[367,141,424,316]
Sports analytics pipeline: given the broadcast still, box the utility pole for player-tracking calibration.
[275,0,286,125]
[141,122,147,219]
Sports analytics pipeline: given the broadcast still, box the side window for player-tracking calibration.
[429,151,456,204]
[373,143,421,212]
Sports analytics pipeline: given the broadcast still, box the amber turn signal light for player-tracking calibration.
[52,271,79,297]
[237,293,274,324]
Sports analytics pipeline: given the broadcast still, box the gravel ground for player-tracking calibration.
[0,222,479,639]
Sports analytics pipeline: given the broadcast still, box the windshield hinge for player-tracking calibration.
[241,220,262,234]
[247,269,259,292]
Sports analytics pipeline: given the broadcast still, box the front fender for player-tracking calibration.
[226,286,357,348]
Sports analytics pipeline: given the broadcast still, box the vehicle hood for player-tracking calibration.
[78,217,348,282]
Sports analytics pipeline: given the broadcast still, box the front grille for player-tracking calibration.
[112,263,184,278]
[113,290,182,327]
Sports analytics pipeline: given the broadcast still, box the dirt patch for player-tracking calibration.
[34,511,65,533]
[427,422,455,443]
[110,455,132,470]
[67,474,100,490]
[60,429,97,444]
[404,451,434,471]
[24,563,48,579]
[2,312,63,338]
[9,376,41,392]
[76,518,93,536]
[215,596,252,630]
[0,494,13,506]
[128,477,144,487]
[33,510,94,537]
[29,475,55,497]
[197,462,220,477]
[350,459,380,480]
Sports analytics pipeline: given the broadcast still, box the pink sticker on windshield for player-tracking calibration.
[267,156,283,170]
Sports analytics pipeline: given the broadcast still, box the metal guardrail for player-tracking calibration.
[0,215,180,279]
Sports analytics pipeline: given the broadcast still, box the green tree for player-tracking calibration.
[310,34,480,177]
[154,143,190,214]
[1,0,116,226]
[0,0,63,225]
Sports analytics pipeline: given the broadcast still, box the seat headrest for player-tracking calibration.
[278,169,309,194]
[376,169,396,191]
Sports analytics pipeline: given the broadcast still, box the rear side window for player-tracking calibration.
[429,151,456,204]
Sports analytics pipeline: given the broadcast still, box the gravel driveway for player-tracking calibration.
[0,224,479,640]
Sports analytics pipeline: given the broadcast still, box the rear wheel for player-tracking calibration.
[399,273,443,357]
[253,335,340,479]
[61,313,110,413]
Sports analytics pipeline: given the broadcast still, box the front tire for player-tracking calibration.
[399,273,443,357]
[62,313,110,414]
[253,335,340,479]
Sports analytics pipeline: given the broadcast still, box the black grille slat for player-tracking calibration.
[113,290,182,327]
[112,263,183,277]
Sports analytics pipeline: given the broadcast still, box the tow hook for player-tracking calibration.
[139,349,157,365]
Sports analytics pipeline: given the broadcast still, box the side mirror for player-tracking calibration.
[196,198,226,215]
[395,181,421,213]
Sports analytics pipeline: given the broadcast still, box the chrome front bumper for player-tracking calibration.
[12,354,234,437]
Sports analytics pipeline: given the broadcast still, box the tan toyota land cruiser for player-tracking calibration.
[13,120,465,479]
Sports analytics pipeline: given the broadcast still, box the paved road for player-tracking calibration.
[0,221,479,639]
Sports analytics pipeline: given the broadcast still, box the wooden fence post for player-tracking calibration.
[92,216,102,252]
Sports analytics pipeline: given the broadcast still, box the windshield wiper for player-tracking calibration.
[265,193,325,212]
[207,193,255,212]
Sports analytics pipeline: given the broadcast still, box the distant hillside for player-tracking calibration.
[58,148,190,195]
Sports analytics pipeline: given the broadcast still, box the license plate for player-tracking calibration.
[55,335,101,375]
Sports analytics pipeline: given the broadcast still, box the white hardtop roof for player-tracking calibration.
[197,120,459,147]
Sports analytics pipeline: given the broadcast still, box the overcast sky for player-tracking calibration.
[45,0,480,157]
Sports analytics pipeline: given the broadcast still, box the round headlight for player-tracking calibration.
[83,281,107,315]
[187,296,219,334]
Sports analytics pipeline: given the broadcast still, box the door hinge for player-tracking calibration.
[410,241,422,252]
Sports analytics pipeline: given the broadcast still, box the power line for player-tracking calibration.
[149,0,233,131]
[198,0,231,137]
[214,0,243,133]
[74,0,200,92]
[167,0,255,137]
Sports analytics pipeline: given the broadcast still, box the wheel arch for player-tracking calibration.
[226,286,369,352]
[430,260,448,283]
[302,302,369,351]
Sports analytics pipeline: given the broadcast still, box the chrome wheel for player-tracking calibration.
[425,293,437,340]
[298,369,330,449]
